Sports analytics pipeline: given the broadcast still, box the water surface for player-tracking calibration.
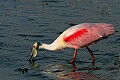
[0,0,120,80]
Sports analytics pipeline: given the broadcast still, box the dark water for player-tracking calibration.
[0,0,120,80]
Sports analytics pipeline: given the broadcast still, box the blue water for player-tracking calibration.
[0,0,120,80]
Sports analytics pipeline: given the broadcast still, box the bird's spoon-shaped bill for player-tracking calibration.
[29,42,39,62]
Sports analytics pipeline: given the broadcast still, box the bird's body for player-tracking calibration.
[29,23,115,64]
[40,23,114,50]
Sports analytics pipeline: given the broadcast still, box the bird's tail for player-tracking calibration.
[96,23,115,36]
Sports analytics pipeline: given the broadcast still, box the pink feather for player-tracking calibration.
[63,23,115,48]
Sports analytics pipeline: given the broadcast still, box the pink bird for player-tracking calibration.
[29,23,115,64]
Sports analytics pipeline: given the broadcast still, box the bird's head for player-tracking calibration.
[29,42,40,62]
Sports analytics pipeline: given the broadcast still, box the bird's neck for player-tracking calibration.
[39,34,67,50]
[39,40,66,51]
[39,43,59,51]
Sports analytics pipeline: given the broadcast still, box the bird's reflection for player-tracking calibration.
[29,61,103,80]
[60,63,103,80]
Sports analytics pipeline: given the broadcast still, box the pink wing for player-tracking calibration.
[63,23,115,48]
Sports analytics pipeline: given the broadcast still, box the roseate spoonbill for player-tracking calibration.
[29,23,115,64]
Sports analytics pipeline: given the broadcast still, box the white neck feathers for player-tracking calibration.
[39,39,66,51]
[39,43,57,50]
[39,31,67,50]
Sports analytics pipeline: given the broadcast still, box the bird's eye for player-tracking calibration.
[33,46,35,48]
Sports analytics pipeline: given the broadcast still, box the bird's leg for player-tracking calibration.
[70,49,78,64]
[86,46,95,64]
[71,63,77,72]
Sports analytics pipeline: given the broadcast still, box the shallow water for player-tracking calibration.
[0,0,120,80]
